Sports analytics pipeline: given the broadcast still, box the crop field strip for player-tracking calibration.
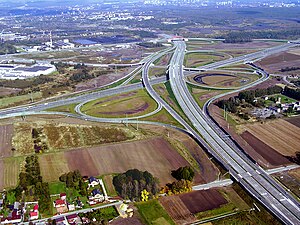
[0,124,14,158]
[245,119,300,156]
[241,131,291,166]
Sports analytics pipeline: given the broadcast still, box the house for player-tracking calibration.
[1,210,22,224]
[92,189,103,199]
[88,189,104,205]
[33,204,39,212]
[29,211,38,220]
[67,214,81,224]
[81,217,90,224]
[0,199,3,210]
[60,193,67,201]
[88,176,99,187]
[68,204,75,211]
[54,199,66,208]
[55,216,68,225]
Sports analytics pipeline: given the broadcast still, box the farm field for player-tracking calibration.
[38,153,70,182]
[81,89,157,118]
[136,199,175,225]
[243,119,300,156]
[241,131,291,166]
[0,124,14,158]
[3,157,23,188]
[12,123,34,156]
[256,48,300,74]
[0,87,21,97]
[102,175,117,196]
[159,187,249,224]
[180,189,227,214]
[65,137,192,185]
[0,160,4,190]
[286,116,300,128]
[159,195,196,224]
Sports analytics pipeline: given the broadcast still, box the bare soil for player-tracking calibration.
[0,160,4,190]
[257,50,300,74]
[75,67,135,91]
[159,195,196,225]
[209,104,274,168]
[0,124,13,158]
[87,137,190,185]
[286,116,300,128]
[241,131,290,166]
[39,153,70,182]
[179,189,228,213]
[0,87,21,97]
[65,149,99,177]
[245,119,300,156]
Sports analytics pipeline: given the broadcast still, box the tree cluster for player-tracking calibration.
[280,66,300,72]
[59,170,87,196]
[171,166,195,182]
[32,128,48,153]
[216,86,283,113]
[282,86,300,101]
[220,29,300,43]
[113,169,159,201]
[162,180,192,195]
[137,42,163,48]
[0,43,17,55]
[286,152,300,165]
[16,155,51,213]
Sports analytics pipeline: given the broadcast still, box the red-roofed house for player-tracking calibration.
[60,193,67,201]
[54,199,66,208]
[29,211,38,220]
[33,204,39,212]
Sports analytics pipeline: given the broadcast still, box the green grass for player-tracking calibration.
[81,89,157,118]
[49,182,66,195]
[0,92,42,108]
[265,94,297,106]
[46,103,78,114]
[136,199,175,225]
[6,191,16,204]
[142,108,183,128]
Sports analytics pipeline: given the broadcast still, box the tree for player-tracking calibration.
[171,166,195,181]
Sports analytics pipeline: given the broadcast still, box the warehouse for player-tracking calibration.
[0,63,56,80]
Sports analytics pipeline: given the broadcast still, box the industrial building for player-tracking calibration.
[0,63,56,80]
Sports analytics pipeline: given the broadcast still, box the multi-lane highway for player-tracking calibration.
[1,39,300,224]
[167,40,300,225]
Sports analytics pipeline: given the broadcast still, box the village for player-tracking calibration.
[0,176,134,225]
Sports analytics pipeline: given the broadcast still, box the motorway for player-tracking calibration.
[1,39,300,224]
[167,40,300,225]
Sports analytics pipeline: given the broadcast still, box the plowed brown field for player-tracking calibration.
[179,189,227,214]
[65,137,191,185]
[286,117,300,128]
[159,195,196,224]
[245,119,300,156]
[65,149,99,177]
[39,153,70,182]
[0,124,13,157]
[241,131,290,166]
[0,160,4,190]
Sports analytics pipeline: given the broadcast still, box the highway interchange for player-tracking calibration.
[1,39,300,224]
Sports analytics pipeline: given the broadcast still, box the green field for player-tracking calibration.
[0,92,42,108]
[184,52,229,68]
[136,199,175,225]
[81,89,158,118]
[46,103,78,114]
